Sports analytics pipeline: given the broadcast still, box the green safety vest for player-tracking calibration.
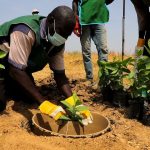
[0,15,51,73]
[78,0,109,25]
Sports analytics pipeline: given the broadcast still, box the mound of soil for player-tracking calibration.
[0,53,150,150]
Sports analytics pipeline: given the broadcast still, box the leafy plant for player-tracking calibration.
[128,41,150,100]
[60,93,89,125]
[98,57,134,91]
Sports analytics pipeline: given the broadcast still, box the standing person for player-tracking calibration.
[0,6,92,125]
[131,0,150,56]
[72,0,114,83]
[32,8,39,15]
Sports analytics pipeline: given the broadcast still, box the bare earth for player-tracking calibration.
[0,53,150,150]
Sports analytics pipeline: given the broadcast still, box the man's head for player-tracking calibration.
[46,6,76,46]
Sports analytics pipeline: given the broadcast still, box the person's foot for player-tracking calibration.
[84,79,94,86]
[84,79,99,90]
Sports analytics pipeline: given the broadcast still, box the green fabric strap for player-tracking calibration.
[0,16,49,73]
[0,15,45,45]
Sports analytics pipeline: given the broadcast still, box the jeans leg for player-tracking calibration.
[80,26,93,79]
[91,24,108,61]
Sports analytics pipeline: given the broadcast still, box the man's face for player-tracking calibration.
[47,19,67,46]
[48,18,73,39]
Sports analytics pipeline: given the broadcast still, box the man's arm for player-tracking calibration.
[72,0,78,16]
[72,0,81,37]
[49,46,72,98]
[54,71,72,98]
[9,65,44,104]
[8,26,44,104]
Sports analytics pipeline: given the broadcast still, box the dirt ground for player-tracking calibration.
[0,53,150,150]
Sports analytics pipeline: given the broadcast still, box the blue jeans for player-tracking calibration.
[80,24,108,79]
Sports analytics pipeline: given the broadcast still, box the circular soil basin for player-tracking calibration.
[32,112,110,138]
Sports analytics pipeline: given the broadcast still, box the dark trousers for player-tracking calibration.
[131,0,150,57]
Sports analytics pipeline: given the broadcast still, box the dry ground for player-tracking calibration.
[0,52,150,150]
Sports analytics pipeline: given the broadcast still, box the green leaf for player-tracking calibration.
[59,115,71,120]
[136,48,143,57]
[144,46,150,55]
[0,64,5,69]
[73,92,81,105]
[141,89,147,98]
[75,105,88,112]
[148,39,150,49]
[121,67,130,73]
[67,107,76,114]
[0,51,7,59]
[146,62,150,69]
[60,100,72,109]
[122,57,134,66]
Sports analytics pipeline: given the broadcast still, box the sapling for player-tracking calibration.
[60,93,91,125]
[127,41,150,119]
[98,57,134,106]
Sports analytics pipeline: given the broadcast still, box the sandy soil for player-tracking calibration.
[0,53,150,150]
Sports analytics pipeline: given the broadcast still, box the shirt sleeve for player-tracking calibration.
[8,25,35,70]
[49,48,65,73]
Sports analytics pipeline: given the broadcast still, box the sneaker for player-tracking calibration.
[84,79,99,90]
[84,79,93,86]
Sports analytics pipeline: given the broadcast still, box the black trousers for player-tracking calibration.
[131,0,150,57]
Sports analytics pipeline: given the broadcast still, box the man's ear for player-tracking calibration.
[46,16,54,31]
[47,16,54,24]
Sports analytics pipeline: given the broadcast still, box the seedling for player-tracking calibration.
[60,93,90,125]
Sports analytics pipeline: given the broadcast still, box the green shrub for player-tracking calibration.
[98,57,134,91]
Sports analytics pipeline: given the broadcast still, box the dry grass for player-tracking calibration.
[64,52,99,81]
[33,51,134,87]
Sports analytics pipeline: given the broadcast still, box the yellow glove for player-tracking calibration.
[76,105,93,126]
[39,101,65,120]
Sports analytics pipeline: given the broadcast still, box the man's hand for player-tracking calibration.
[39,101,66,120]
[74,16,81,37]
[76,105,93,126]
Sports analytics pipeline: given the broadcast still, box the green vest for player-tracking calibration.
[0,15,51,73]
[78,0,109,25]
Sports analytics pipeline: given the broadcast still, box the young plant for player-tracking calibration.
[128,42,150,100]
[98,57,134,106]
[60,93,90,125]
[0,50,6,70]
[98,57,134,91]
[126,43,150,119]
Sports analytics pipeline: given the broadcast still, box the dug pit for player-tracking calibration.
[32,112,111,138]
